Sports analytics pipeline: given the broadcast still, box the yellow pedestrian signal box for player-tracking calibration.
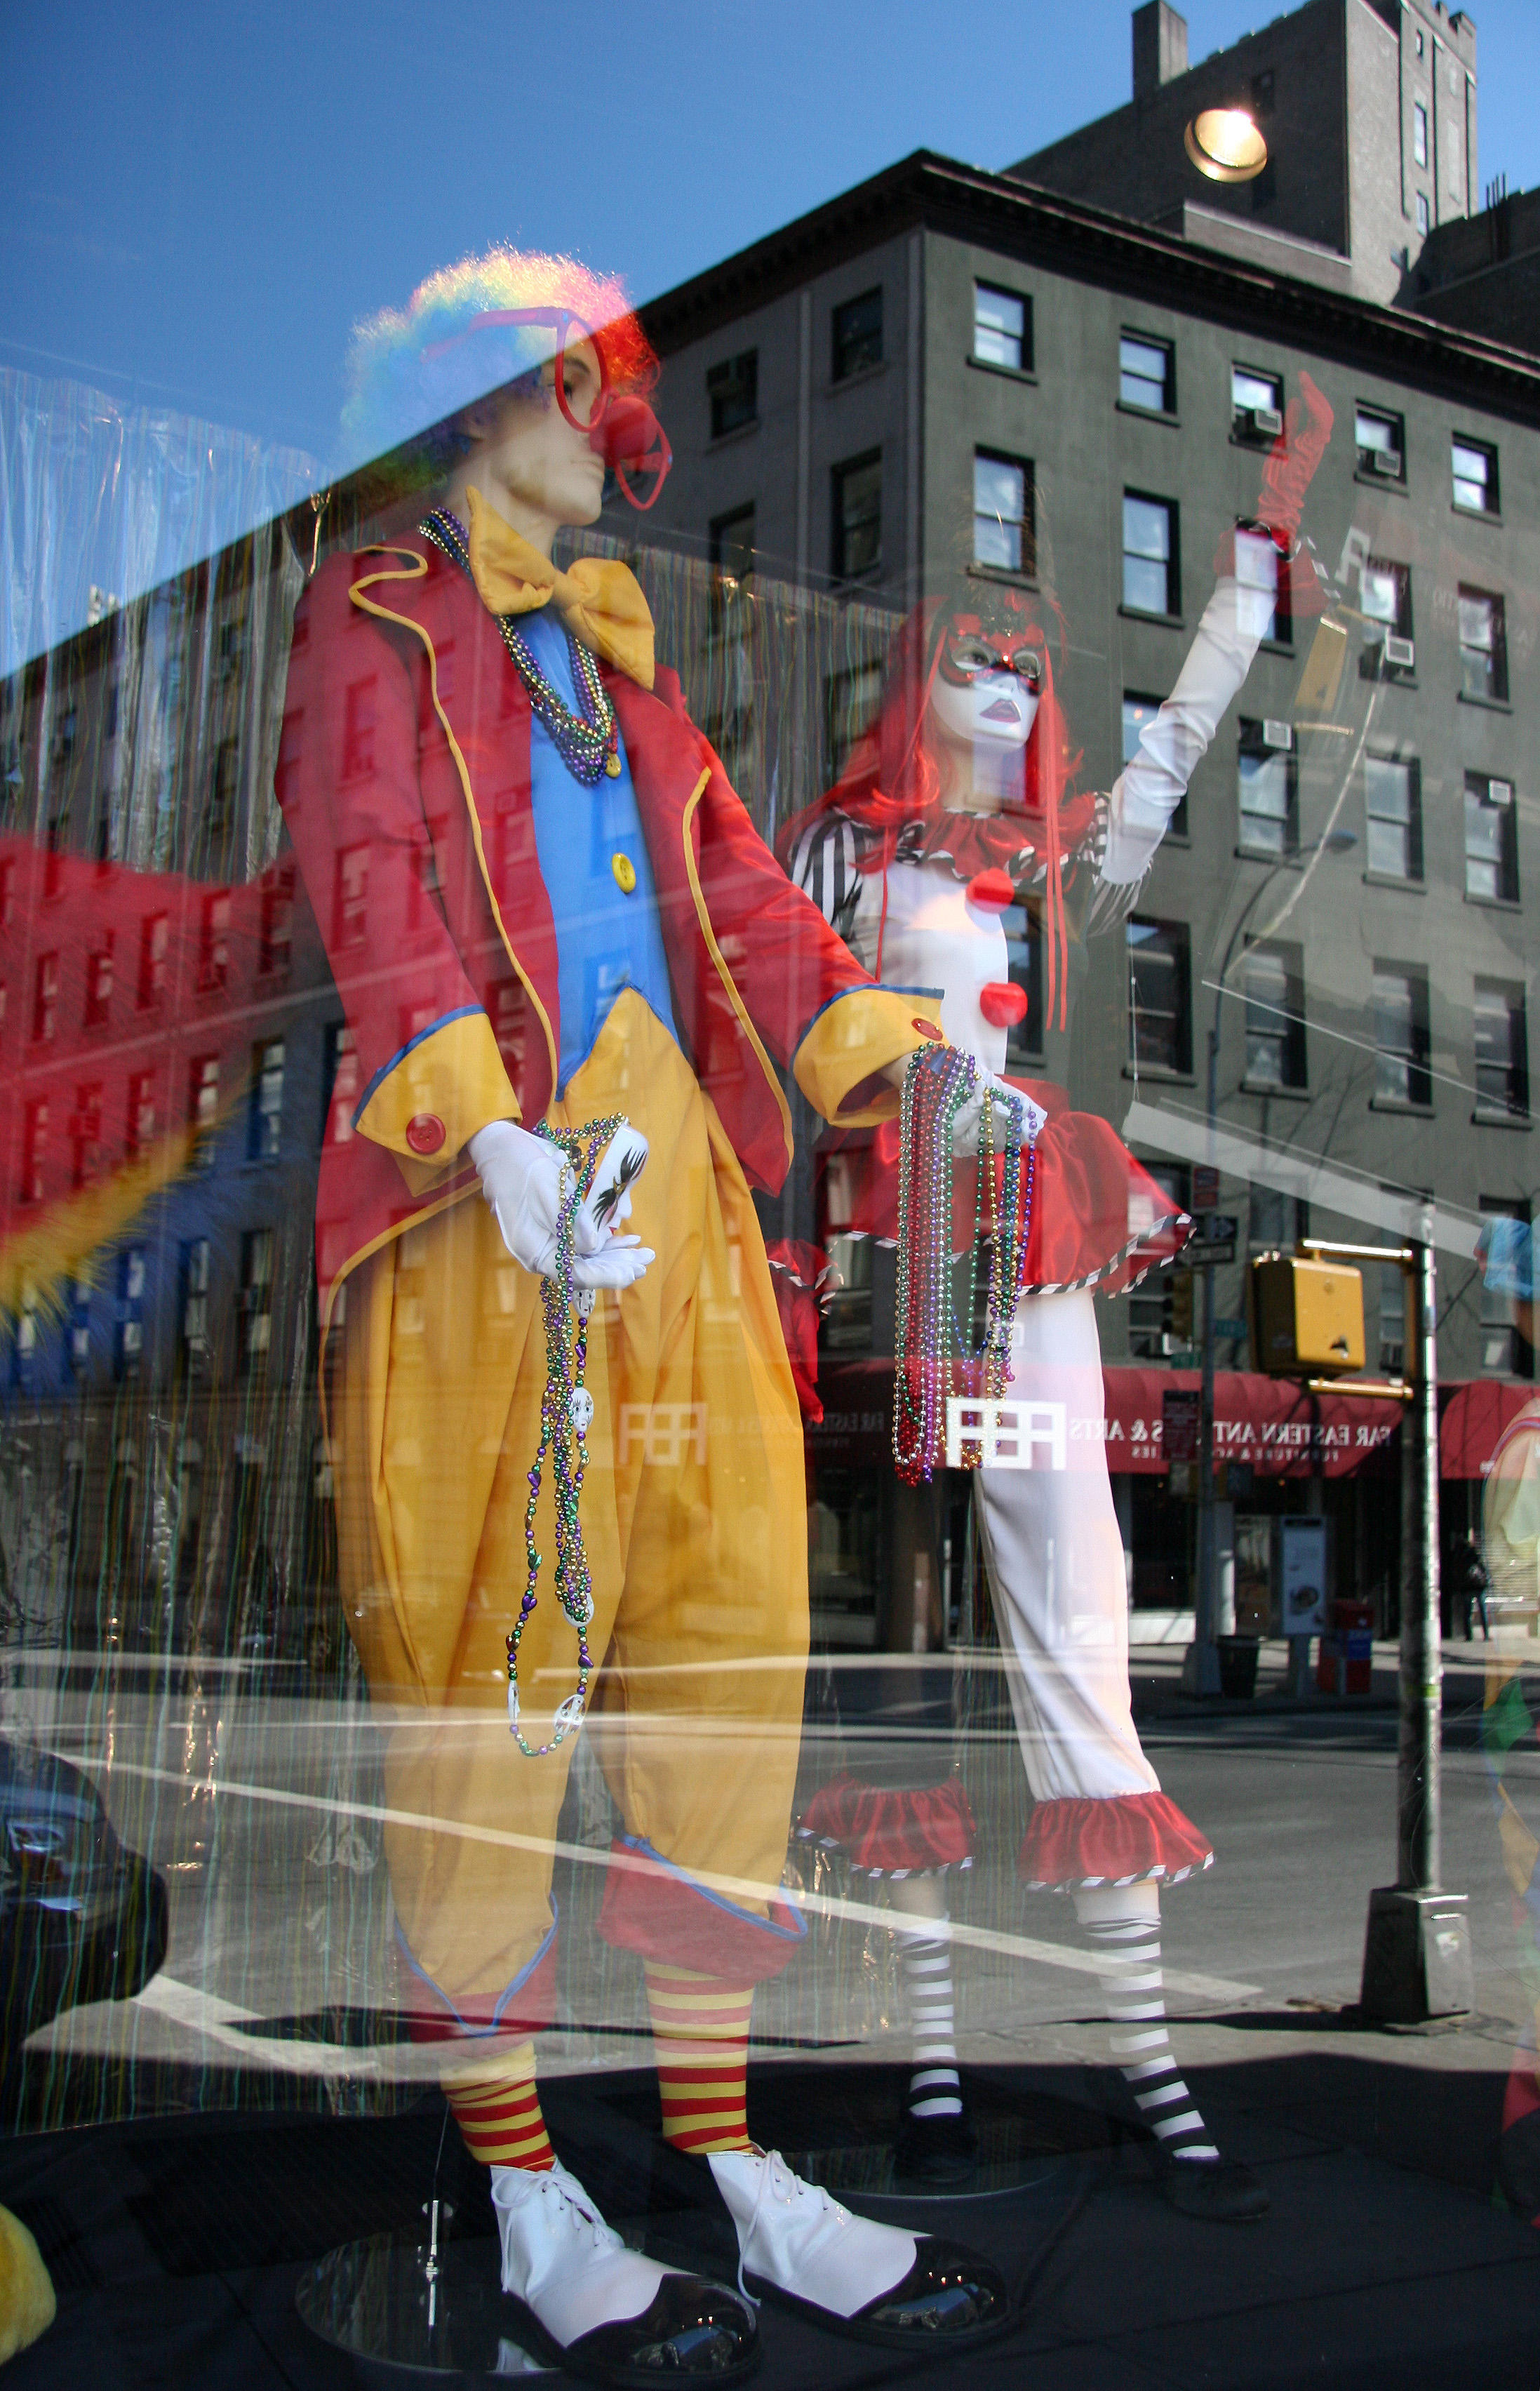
[1251,1255,1365,1376]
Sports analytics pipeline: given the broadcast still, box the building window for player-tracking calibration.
[32,951,58,1043]
[709,505,755,586]
[341,677,377,781]
[210,735,240,830]
[1355,406,1405,481]
[1465,773,1518,903]
[972,451,1033,575]
[1458,587,1508,702]
[1413,101,1428,168]
[1250,1185,1308,1254]
[1123,693,1186,837]
[239,1229,275,1374]
[1235,524,1287,643]
[1128,1161,1192,1357]
[1237,723,1297,855]
[1475,980,1529,1120]
[1452,438,1499,514]
[70,1082,104,1188]
[1480,1201,1533,1377]
[1379,1260,1406,1374]
[707,349,758,439]
[1231,364,1283,441]
[198,889,232,991]
[127,1070,156,1159]
[189,1055,220,1168]
[1002,900,1044,1067]
[333,845,369,947]
[1416,192,1430,237]
[1364,752,1422,879]
[826,658,885,785]
[20,1100,47,1204]
[249,1038,285,1161]
[1243,941,1307,1090]
[973,284,1031,373]
[1119,333,1174,414]
[84,933,114,1028]
[1372,965,1431,1105]
[116,1246,145,1379]
[1126,917,1191,1075]
[832,288,882,382]
[138,912,168,1006]
[831,452,882,581]
[182,1239,212,1364]
[1361,557,1412,641]
[322,1023,358,1145]
[1122,493,1179,617]
[260,870,293,973]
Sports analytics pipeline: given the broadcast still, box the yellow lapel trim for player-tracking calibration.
[680,770,794,1175]
[347,547,561,1100]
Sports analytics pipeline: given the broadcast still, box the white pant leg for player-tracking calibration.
[974,1288,1160,1808]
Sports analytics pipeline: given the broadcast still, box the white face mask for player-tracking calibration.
[929,669,1040,755]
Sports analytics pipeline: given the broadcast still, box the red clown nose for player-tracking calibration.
[590,394,673,510]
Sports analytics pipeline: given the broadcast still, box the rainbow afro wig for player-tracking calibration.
[341,246,657,468]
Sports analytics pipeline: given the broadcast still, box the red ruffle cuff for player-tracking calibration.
[799,1773,978,1874]
[1018,1791,1214,1891]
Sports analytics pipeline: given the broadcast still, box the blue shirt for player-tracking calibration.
[521,610,681,1093]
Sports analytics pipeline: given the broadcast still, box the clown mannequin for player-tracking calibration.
[783,382,1333,2218]
[281,251,1007,2380]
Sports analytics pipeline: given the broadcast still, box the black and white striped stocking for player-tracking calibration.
[1075,1882,1219,2163]
[888,1875,963,2121]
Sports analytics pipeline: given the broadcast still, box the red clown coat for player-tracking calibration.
[277,535,944,1321]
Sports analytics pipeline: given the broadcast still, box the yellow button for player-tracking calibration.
[611,852,637,894]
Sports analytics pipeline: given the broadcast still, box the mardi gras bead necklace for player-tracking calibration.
[420,508,622,785]
[891,1047,1036,1485]
[507,1114,624,1757]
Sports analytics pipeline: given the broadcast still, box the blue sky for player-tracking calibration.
[4,0,1535,464]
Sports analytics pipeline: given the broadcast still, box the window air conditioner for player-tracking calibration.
[1261,719,1294,751]
[1251,405,1284,438]
[1491,780,1514,807]
[1372,448,1403,477]
[1384,634,1415,669]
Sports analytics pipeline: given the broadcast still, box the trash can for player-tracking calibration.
[1217,1634,1261,1699]
[1317,1597,1374,1698]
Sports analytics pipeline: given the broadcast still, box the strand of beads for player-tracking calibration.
[420,509,621,784]
[891,1048,1037,1484]
[507,1112,624,1757]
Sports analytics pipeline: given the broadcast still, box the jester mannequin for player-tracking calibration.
[280,249,1007,2380]
[780,381,1334,2217]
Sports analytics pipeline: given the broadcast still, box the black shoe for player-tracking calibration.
[892,2104,978,2190]
[504,2274,761,2387]
[1152,2152,1269,2223]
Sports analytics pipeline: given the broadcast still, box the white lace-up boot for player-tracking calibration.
[491,2160,757,2383]
[706,2145,1007,2348]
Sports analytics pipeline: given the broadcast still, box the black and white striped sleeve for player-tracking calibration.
[787,815,860,938]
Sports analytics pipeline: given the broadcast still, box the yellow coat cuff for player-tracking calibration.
[354,1006,520,1186]
[792,987,945,1126]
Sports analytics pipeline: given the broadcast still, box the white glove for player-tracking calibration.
[951,1072,1047,1158]
[467,1121,655,1289]
[1101,573,1264,885]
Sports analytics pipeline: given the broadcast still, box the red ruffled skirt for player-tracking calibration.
[817,1076,1189,1300]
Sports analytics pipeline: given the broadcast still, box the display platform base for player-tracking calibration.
[295,2218,554,2376]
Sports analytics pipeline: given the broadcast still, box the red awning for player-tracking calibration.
[1103,1368,1402,1479]
[1440,1380,1539,1479]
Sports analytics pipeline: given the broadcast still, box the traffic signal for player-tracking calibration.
[1166,1267,1195,1347]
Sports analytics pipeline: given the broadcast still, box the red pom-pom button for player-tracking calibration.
[406,1113,446,1155]
[979,981,1027,1028]
[967,869,1015,912]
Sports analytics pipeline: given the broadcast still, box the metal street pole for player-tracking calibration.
[1360,1227,1473,2021]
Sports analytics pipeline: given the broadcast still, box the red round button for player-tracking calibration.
[979,980,1028,1028]
[406,1113,446,1155]
[911,1017,944,1040]
[967,868,1016,912]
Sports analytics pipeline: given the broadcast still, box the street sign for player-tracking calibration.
[1193,1165,1220,1212]
[1163,1387,1201,1465]
[1214,1316,1248,1339]
[1190,1213,1238,1265]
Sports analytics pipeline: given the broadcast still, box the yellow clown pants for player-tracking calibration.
[333,993,810,2021]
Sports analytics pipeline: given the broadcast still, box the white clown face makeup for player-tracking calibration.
[930,665,1040,754]
[926,624,1045,810]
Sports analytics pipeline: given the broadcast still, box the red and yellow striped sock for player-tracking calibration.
[443,2038,555,2171]
[644,1963,754,2155]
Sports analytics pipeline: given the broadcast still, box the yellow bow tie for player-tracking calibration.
[462,486,655,691]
